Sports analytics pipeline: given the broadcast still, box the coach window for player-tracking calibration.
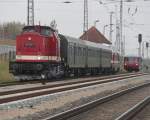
[89,49,91,56]
[78,47,80,56]
[70,46,72,55]
[80,48,82,56]
[92,50,94,57]
[69,46,71,55]
[72,46,73,56]
[75,47,77,56]
[83,48,85,56]
[95,50,96,57]
[79,48,80,56]
[81,48,83,56]
[79,47,81,56]
[78,47,79,56]
[71,46,73,56]
[92,49,95,57]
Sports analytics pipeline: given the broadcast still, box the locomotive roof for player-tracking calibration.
[23,25,56,32]
[63,35,112,51]
[124,55,141,58]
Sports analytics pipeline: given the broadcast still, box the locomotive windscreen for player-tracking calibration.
[22,26,53,36]
[124,57,141,63]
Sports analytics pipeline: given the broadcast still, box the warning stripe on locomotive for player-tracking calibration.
[16,55,61,61]
[111,60,120,64]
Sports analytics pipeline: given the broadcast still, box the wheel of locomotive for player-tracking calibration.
[18,76,27,81]
[19,79,25,82]
[41,71,52,80]
[63,70,69,77]
[46,72,52,80]
[54,73,62,79]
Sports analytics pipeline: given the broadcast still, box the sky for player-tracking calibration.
[0,0,150,56]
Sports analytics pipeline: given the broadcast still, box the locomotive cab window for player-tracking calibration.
[41,28,53,37]
[23,26,37,33]
[22,26,53,37]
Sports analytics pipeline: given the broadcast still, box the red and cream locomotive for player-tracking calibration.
[10,25,63,80]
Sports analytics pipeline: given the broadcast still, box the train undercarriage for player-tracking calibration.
[9,62,64,80]
[9,61,118,81]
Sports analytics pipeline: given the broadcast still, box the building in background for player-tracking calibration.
[80,26,111,45]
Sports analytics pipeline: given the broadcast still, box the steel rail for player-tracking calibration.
[0,73,145,97]
[115,96,150,120]
[42,82,150,120]
[0,73,146,104]
[0,72,128,87]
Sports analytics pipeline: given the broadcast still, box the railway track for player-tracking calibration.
[41,81,150,120]
[116,96,150,120]
[0,72,147,104]
[0,80,40,87]
[0,72,143,96]
[0,72,138,87]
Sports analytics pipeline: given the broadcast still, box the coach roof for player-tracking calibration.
[61,35,112,51]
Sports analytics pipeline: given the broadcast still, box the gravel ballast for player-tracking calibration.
[68,83,150,120]
[0,75,150,120]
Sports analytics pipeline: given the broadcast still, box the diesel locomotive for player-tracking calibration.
[9,25,120,80]
[124,56,142,72]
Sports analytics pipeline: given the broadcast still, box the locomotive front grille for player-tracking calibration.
[22,63,34,70]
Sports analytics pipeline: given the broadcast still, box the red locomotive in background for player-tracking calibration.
[124,56,142,72]
[9,25,120,80]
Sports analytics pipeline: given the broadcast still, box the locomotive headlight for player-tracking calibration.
[28,37,31,41]
[38,56,41,60]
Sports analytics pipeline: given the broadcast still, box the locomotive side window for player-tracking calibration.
[41,28,53,37]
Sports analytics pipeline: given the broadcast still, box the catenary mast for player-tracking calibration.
[83,0,88,40]
[27,0,34,25]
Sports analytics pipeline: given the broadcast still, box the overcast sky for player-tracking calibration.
[0,0,150,56]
